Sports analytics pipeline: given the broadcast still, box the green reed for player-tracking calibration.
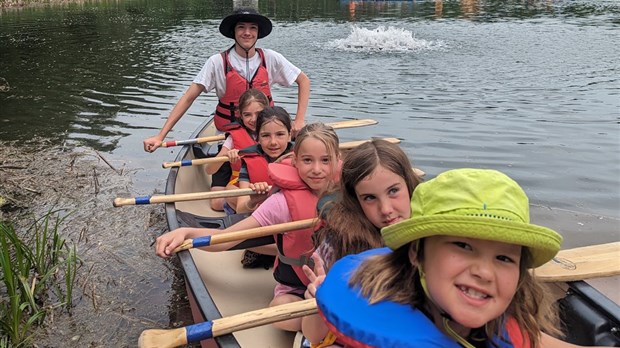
[0,211,80,347]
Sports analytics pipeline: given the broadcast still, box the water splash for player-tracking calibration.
[327,25,444,53]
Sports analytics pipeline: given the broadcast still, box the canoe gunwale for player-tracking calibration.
[566,281,620,323]
[164,116,242,348]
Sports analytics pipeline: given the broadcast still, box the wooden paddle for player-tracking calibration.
[412,167,425,178]
[138,299,317,348]
[113,187,268,207]
[533,241,620,282]
[114,165,425,207]
[137,242,620,348]
[172,218,318,253]
[340,137,400,150]
[160,119,378,148]
[162,137,402,168]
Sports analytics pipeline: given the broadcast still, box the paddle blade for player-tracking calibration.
[328,118,378,129]
[535,242,620,282]
[412,167,425,177]
[339,137,401,150]
[138,327,187,348]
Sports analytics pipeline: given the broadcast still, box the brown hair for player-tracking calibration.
[350,242,561,347]
[237,88,269,129]
[314,139,422,267]
[255,106,292,138]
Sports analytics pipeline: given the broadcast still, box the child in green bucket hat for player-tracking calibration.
[313,169,603,347]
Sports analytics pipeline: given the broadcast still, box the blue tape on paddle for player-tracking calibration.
[186,320,214,342]
[192,236,212,248]
[135,196,151,205]
[181,160,193,166]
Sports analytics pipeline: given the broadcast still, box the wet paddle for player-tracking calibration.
[137,241,620,347]
[113,187,268,207]
[172,218,318,253]
[138,299,317,348]
[160,119,379,148]
[162,137,402,168]
[533,241,620,282]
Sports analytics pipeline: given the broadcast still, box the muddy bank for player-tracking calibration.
[0,140,194,347]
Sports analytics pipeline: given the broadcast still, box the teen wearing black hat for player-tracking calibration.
[143,8,310,212]
[143,7,310,153]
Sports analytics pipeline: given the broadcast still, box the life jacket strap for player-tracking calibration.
[278,253,315,269]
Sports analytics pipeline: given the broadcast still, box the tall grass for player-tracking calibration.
[0,211,81,347]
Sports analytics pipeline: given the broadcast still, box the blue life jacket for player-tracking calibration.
[316,248,521,348]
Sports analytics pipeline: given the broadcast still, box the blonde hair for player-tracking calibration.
[291,123,340,195]
[350,241,561,347]
[314,139,422,267]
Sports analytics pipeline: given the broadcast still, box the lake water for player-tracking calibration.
[0,0,619,342]
[2,0,619,223]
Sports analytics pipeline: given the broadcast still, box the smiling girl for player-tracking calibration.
[155,123,341,333]
[228,106,293,214]
[205,88,269,211]
[300,139,422,347]
[315,168,607,348]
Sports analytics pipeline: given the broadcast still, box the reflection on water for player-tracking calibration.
[0,1,618,221]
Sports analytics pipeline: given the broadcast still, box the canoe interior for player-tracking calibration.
[165,118,295,348]
[165,117,620,347]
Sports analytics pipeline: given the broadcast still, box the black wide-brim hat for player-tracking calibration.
[219,7,273,39]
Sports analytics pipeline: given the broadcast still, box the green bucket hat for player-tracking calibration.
[381,168,562,268]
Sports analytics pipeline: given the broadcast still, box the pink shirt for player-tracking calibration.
[222,135,234,150]
[251,191,292,226]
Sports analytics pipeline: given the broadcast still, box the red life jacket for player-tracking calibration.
[243,143,294,184]
[241,151,271,184]
[505,316,530,348]
[268,161,317,287]
[226,126,257,176]
[215,47,274,131]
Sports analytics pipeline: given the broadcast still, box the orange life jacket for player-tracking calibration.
[226,126,257,177]
[505,316,530,348]
[241,151,271,184]
[215,47,274,131]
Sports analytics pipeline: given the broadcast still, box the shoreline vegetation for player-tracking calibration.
[0,140,193,347]
[1,212,78,347]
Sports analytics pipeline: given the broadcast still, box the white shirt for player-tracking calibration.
[193,48,302,99]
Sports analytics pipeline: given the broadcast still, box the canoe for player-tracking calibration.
[164,116,620,347]
[164,117,300,348]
